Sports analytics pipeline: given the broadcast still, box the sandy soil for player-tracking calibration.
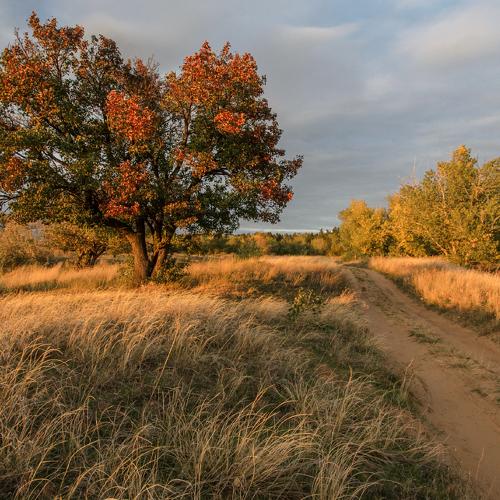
[345,265,500,499]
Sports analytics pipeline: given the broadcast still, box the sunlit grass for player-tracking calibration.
[369,256,500,337]
[0,261,121,292]
[186,255,347,298]
[0,257,471,498]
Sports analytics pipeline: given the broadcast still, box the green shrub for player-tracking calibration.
[288,286,326,321]
[0,223,53,272]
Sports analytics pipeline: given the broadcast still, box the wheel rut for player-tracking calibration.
[344,265,500,499]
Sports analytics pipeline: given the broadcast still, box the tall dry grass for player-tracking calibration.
[186,255,347,298]
[0,255,343,297]
[0,257,471,498]
[369,257,500,336]
[0,261,121,292]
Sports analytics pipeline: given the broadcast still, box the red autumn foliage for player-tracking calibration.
[260,179,294,203]
[184,151,219,178]
[214,110,246,134]
[165,41,260,111]
[0,157,27,192]
[106,90,155,142]
[0,13,86,122]
[102,161,149,218]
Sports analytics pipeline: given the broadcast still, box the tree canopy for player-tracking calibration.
[0,13,302,282]
[389,146,499,269]
[338,146,499,270]
[338,200,391,258]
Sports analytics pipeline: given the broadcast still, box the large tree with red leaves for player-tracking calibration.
[0,14,302,282]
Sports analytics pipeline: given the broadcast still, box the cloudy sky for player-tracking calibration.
[2,0,500,231]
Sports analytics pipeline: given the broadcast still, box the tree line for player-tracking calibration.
[174,230,343,257]
[2,145,498,273]
[338,146,499,271]
[0,219,342,272]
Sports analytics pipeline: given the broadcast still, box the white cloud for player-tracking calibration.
[364,74,397,100]
[393,0,440,9]
[399,3,500,67]
[280,23,359,42]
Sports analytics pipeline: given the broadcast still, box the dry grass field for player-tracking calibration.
[369,257,500,339]
[0,261,121,292]
[0,257,471,498]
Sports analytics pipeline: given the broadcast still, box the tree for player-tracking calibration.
[338,200,391,257]
[0,14,302,283]
[324,228,343,256]
[45,222,127,267]
[388,189,439,257]
[389,146,499,269]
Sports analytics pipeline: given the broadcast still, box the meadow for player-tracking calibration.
[0,10,497,498]
[0,256,471,499]
[369,257,500,340]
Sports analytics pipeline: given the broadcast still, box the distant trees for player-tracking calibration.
[173,230,343,257]
[338,146,500,270]
[0,222,51,271]
[0,221,128,270]
[0,14,301,283]
[338,200,391,258]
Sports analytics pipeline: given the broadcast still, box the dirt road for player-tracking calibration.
[345,266,500,499]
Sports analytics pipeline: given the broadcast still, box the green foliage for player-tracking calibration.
[288,287,326,321]
[0,222,53,271]
[338,200,392,258]
[389,146,499,270]
[338,146,499,270]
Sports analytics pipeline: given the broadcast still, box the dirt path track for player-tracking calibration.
[345,266,500,499]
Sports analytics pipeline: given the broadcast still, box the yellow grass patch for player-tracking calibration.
[369,256,500,324]
[0,261,121,292]
[0,257,467,498]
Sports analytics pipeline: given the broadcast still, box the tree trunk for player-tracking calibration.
[126,219,149,284]
[150,229,175,278]
[150,247,165,276]
[77,248,106,268]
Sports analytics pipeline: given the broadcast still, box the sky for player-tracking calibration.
[1,0,500,231]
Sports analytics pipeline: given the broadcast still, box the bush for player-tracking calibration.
[0,223,53,272]
[150,257,188,284]
[288,286,326,321]
[45,223,128,267]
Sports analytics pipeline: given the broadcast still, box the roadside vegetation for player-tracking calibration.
[0,257,472,499]
[338,146,499,272]
[369,257,500,341]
